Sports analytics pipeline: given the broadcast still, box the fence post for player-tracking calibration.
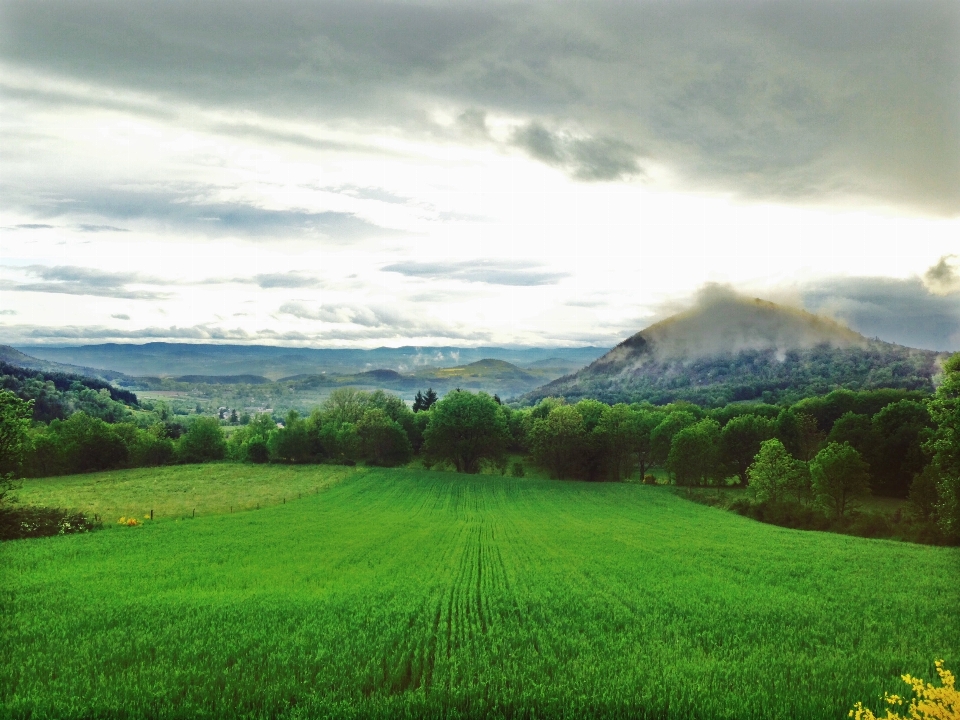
[192,508,195,519]
[150,509,153,521]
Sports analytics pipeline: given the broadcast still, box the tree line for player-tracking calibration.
[2,355,959,543]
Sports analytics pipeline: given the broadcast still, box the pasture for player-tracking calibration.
[3,467,958,719]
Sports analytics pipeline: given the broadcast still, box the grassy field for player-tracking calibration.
[13,464,356,521]
[2,467,958,719]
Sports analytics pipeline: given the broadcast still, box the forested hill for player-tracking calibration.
[522,295,945,407]
[0,360,138,422]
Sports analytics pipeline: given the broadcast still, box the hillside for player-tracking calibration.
[0,345,128,382]
[16,343,608,380]
[523,292,945,407]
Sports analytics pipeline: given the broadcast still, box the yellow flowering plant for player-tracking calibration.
[850,660,959,720]
[117,516,140,526]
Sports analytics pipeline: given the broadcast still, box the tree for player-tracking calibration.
[809,442,871,519]
[650,411,697,467]
[357,408,413,466]
[827,412,880,475]
[423,391,509,473]
[55,412,129,473]
[667,418,721,486]
[595,404,637,481]
[721,414,775,485]
[178,417,226,464]
[413,388,438,413]
[0,390,34,477]
[322,388,367,426]
[748,439,808,504]
[871,400,933,497]
[631,408,665,479]
[268,410,313,463]
[925,353,960,540]
[529,405,587,480]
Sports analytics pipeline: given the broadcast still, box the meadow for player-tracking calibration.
[2,467,958,719]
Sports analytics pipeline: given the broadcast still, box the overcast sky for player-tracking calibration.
[1,0,958,349]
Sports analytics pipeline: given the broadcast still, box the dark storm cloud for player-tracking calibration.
[3,264,171,300]
[802,276,960,351]
[924,255,960,295]
[7,185,399,241]
[2,1,956,213]
[383,260,569,286]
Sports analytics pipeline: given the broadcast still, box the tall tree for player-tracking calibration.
[595,404,637,481]
[423,391,509,474]
[809,442,871,519]
[748,438,808,504]
[721,414,775,485]
[925,353,960,540]
[530,405,587,480]
[667,419,722,486]
[0,390,33,477]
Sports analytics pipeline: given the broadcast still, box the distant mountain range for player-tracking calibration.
[522,294,946,406]
[15,343,606,381]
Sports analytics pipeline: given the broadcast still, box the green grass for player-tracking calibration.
[2,468,958,719]
[14,463,356,521]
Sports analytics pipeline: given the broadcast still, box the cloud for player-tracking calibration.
[251,273,322,289]
[77,224,129,233]
[278,301,483,340]
[382,259,569,286]
[2,1,956,212]
[0,309,16,315]
[110,313,130,320]
[514,124,640,181]
[923,255,960,296]
[802,276,960,351]
[8,186,402,242]
[13,223,55,230]
[3,264,171,300]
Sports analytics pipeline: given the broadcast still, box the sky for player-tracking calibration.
[1,0,959,350]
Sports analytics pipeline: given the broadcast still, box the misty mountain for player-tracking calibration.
[16,343,608,380]
[0,344,129,382]
[522,292,946,407]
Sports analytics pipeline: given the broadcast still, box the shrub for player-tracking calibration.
[643,474,657,485]
[0,506,101,541]
[511,462,525,478]
[245,438,270,464]
[177,417,226,464]
[849,660,958,720]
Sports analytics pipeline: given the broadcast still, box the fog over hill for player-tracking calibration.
[523,287,945,407]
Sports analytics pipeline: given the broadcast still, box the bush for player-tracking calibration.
[177,417,226,464]
[643,474,657,485]
[245,438,270,464]
[511,461,525,478]
[0,506,101,541]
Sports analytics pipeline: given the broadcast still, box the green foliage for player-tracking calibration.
[748,439,810,504]
[0,505,101,541]
[810,442,871,518]
[529,404,587,480]
[595,403,637,481]
[3,469,957,717]
[177,417,226,464]
[721,414,775,485]
[423,391,509,473]
[357,409,413,467]
[651,411,696,467]
[926,353,960,540]
[871,400,933,497]
[527,345,940,407]
[0,361,137,422]
[268,411,314,464]
[667,418,722,486]
[0,389,33,476]
[908,465,940,522]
